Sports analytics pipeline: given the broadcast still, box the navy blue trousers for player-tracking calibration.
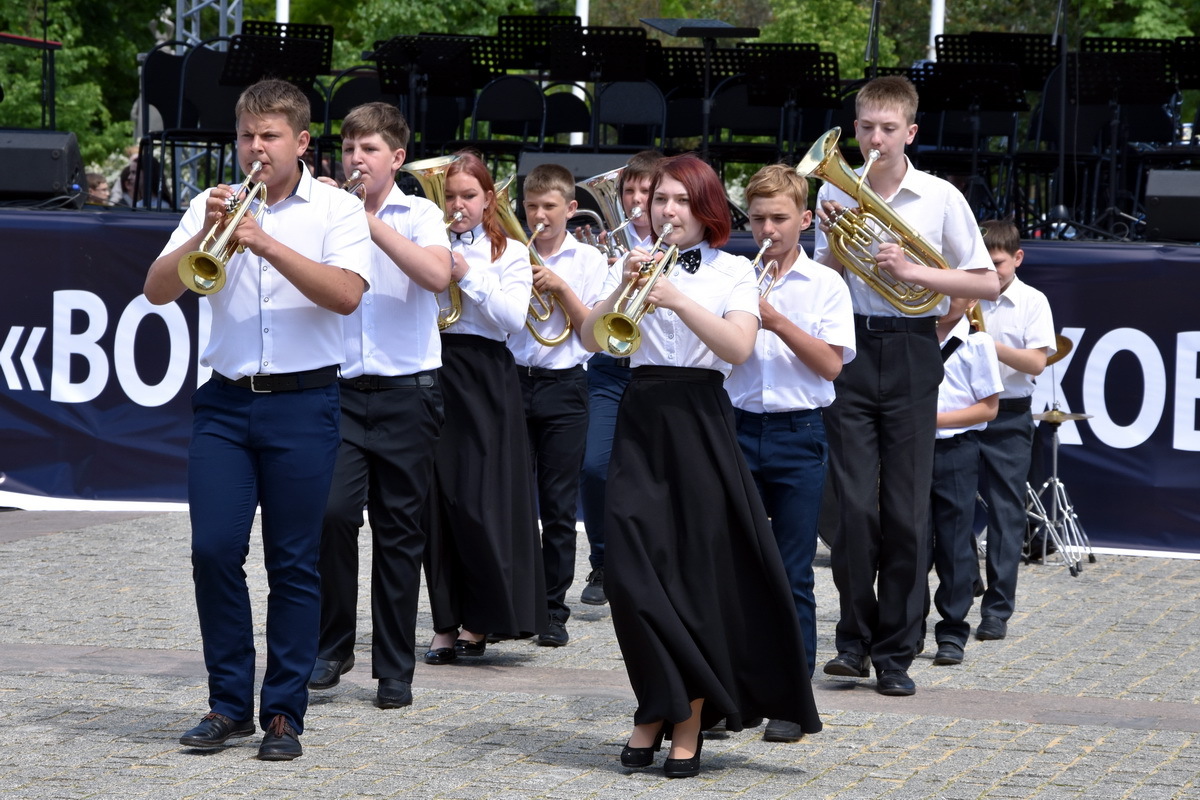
[735,407,828,677]
[578,353,631,570]
[188,378,341,734]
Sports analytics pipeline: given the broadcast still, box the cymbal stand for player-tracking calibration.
[1024,406,1095,576]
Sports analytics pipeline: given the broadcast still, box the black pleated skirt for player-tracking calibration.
[606,366,821,734]
[423,334,547,635]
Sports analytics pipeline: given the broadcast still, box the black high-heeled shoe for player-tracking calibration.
[663,733,703,778]
[619,727,665,768]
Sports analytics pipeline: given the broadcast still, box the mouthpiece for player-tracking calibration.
[629,207,643,219]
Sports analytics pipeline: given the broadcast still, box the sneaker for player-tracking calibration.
[580,568,607,605]
[537,619,569,647]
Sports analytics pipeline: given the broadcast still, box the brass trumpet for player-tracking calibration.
[401,155,462,330]
[594,223,679,356]
[797,127,949,315]
[177,161,267,295]
[750,237,781,298]
[342,169,366,199]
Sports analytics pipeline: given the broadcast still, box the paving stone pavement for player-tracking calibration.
[0,509,1197,799]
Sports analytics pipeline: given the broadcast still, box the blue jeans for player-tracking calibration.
[578,353,631,570]
[735,407,828,677]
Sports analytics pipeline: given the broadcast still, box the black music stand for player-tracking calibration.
[220,21,333,88]
[965,32,1064,92]
[911,58,1026,218]
[640,18,760,162]
[497,15,581,77]
[549,26,650,150]
[736,43,840,160]
[369,35,481,157]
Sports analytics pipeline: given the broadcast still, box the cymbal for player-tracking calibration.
[1034,408,1092,424]
[1046,334,1073,366]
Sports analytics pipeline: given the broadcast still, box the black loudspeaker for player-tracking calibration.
[0,130,85,209]
[1144,170,1200,243]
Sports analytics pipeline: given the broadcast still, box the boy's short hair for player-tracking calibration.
[86,172,106,190]
[980,219,1021,256]
[341,102,410,150]
[618,149,665,193]
[524,163,575,202]
[745,163,809,211]
[235,78,311,135]
[856,75,919,124]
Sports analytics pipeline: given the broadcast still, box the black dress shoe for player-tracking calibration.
[823,651,871,678]
[619,728,665,768]
[376,678,413,709]
[258,714,302,761]
[580,568,607,605]
[663,733,703,778]
[876,669,917,696]
[537,619,569,647]
[308,654,354,690]
[933,641,965,665]
[976,615,1008,640]
[454,637,486,657]
[763,718,805,743]
[180,712,256,748]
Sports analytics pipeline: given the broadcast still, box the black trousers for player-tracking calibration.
[928,431,982,647]
[977,406,1035,621]
[317,373,443,681]
[518,365,589,622]
[824,317,941,672]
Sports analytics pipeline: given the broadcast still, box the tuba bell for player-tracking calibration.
[797,127,949,315]
[177,161,267,295]
[493,176,572,347]
[402,155,463,330]
[577,167,638,258]
[593,223,679,357]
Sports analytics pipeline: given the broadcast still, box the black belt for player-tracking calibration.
[212,366,338,393]
[854,314,937,332]
[998,397,1033,413]
[341,371,436,391]
[519,364,586,379]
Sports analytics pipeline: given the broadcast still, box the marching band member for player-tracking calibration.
[145,79,370,760]
[582,153,820,779]
[421,151,546,664]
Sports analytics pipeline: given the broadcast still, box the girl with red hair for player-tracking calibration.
[421,151,546,664]
[583,154,821,778]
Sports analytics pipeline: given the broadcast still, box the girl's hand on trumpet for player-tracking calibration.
[450,251,472,281]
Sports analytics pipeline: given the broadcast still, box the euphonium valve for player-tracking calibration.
[177,161,267,295]
[797,127,949,315]
[594,223,679,357]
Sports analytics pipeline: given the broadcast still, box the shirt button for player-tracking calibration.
[262,265,268,271]
[262,360,269,367]
[263,296,270,303]
[263,328,269,333]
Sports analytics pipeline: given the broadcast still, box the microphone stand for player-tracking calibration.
[864,0,881,79]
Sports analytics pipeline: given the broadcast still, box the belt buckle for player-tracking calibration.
[865,316,885,332]
[249,374,271,393]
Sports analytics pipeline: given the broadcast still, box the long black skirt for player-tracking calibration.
[422,334,547,636]
[606,366,821,734]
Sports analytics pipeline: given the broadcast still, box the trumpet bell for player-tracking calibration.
[178,251,227,295]
[595,312,640,357]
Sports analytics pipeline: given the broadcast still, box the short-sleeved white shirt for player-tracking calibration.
[159,164,372,379]
[726,248,857,412]
[812,156,994,318]
[978,275,1056,398]
[341,184,450,378]
[937,317,1004,439]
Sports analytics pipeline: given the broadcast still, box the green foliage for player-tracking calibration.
[759,0,896,81]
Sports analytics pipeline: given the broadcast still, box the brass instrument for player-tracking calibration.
[797,127,950,315]
[594,223,679,356]
[749,237,781,298]
[177,161,267,295]
[578,168,637,258]
[493,178,573,347]
[967,303,986,333]
[342,169,365,199]
[401,155,462,330]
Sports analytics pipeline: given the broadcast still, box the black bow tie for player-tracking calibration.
[453,230,474,244]
[678,248,702,274]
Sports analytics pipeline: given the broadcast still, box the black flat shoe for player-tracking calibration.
[619,728,665,768]
[376,678,413,709]
[423,646,457,665]
[663,733,703,778]
[454,637,486,657]
[179,712,255,748]
[308,654,354,690]
[823,651,871,678]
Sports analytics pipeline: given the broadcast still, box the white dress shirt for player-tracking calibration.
[508,233,609,369]
[619,242,760,378]
[726,248,857,412]
[159,164,372,379]
[978,275,1056,398]
[812,155,994,318]
[341,184,450,378]
[445,225,532,341]
[936,317,1004,439]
